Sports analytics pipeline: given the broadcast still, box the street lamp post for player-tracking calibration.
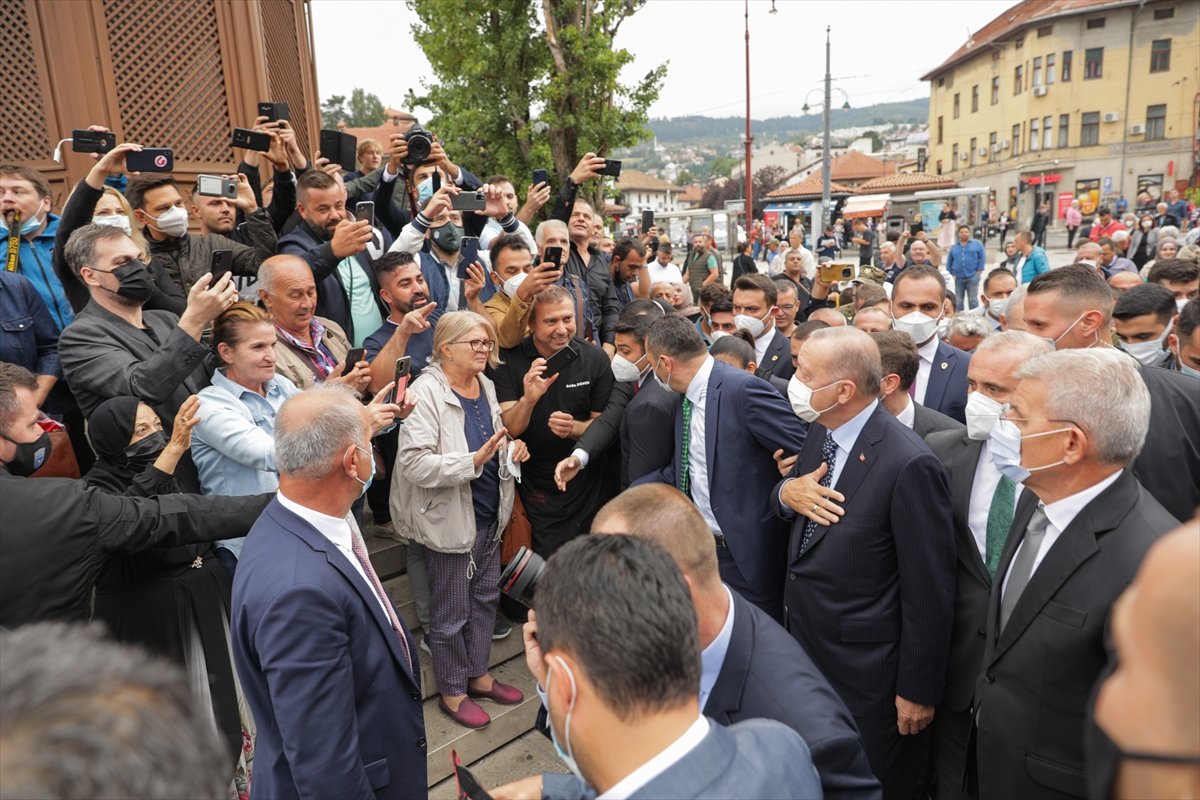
[744,0,777,233]
[804,28,849,249]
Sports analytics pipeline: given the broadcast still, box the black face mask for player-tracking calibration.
[2,430,51,476]
[95,259,154,304]
[122,430,167,470]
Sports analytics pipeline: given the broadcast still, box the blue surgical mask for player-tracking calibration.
[353,444,374,495]
[417,178,434,206]
[0,213,42,237]
[545,656,584,782]
[652,357,673,393]
[989,418,1071,483]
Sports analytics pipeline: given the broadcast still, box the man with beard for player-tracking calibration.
[277,170,392,346]
[566,200,620,353]
[188,173,277,262]
[364,251,439,388]
[609,236,647,311]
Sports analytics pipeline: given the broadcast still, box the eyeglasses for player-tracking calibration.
[451,339,496,353]
[999,404,1076,426]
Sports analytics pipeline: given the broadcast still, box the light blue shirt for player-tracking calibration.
[337,255,384,347]
[699,583,736,713]
[191,369,302,557]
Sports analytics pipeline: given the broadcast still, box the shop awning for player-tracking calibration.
[840,194,889,219]
[763,202,813,214]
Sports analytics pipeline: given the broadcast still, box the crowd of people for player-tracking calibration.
[1,111,1198,800]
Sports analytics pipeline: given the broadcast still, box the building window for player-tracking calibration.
[1015,37,1024,49]
[937,116,944,144]
[952,143,959,168]
[953,93,960,119]
[1032,56,1043,86]
[971,85,979,113]
[1085,48,1104,79]
[1154,7,1174,19]
[938,76,945,88]
[1058,114,1070,148]
[1062,50,1073,81]
[1047,53,1056,84]
[1087,17,1106,29]
[1012,123,1021,157]
[1037,24,1053,37]
[1146,104,1166,140]
[1081,111,1100,146]
[970,137,977,166]
[992,49,1001,62]
[1043,116,1053,149]
[991,76,1000,105]
[1014,65,1024,95]
[989,131,998,158]
[1029,118,1040,151]
[1151,39,1171,73]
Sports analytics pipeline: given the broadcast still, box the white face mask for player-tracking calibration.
[985,297,1010,320]
[651,357,673,393]
[989,418,1072,483]
[1121,320,1173,367]
[709,330,730,342]
[1176,298,1188,314]
[501,271,527,298]
[788,375,842,423]
[91,214,132,235]
[610,352,646,383]
[733,310,772,339]
[546,657,584,782]
[893,310,942,344]
[965,390,1004,441]
[145,205,189,238]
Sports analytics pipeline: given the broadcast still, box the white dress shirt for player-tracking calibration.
[647,261,684,286]
[686,356,720,534]
[598,716,710,800]
[1000,469,1123,599]
[276,491,393,620]
[698,584,736,712]
[914,335,940,406]
[752,324,775,366]
[966,440,1024,561]
[895,395,915,429]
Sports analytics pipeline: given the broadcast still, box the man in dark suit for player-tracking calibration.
[231,388,425,800]
[593,485,882,800]
[924,330,1053,800]
[972,348,1178,800]
[890,266,971,422]
[871,330,964,440]
[773,326,955,800]
[1023,264,1200,523]
[733,273,796,381]
[497,534,823,800]
[634,315,807,619]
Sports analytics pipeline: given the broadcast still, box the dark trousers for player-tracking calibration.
[856,714,929,800]
[716,544,782,622]
[931,705,973,800]
[1067,225,1079,249]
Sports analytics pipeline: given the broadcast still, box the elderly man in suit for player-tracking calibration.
[633,315,807,620]
[592,484,882,800]
[231,386,425,800]
[773,326,956,800]
[923,330,1052,800]
[871,330,964,439]
[972,349,1178,800]
[889,266,971,423]
[1023,264,1200,522]
[495,534,823,800]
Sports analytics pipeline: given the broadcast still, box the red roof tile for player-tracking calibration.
[856,172,960,191]
[766,172,856,200]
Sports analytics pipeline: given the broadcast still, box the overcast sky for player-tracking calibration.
[312,0,1015,121]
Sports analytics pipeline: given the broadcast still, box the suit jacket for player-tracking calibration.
[541,718,823,800]
[973,470,1176,800]
[707,590,881,800]
[924,430,991,712]
[634,360,807,600]
[922,340,971,423]
[758,328,796,381]
[773,404,956,719]
[620,377,677,488]
[912,401,965,440]
[1131,363,1200,523]
[232,499,425,800]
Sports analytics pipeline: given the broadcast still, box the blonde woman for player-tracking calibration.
[392,311,530,729]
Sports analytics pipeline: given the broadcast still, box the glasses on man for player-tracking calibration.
[451,339,496,353]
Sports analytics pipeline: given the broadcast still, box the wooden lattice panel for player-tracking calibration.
[0,0,53,162]
[260,0,311,157]
[103,0,233,164]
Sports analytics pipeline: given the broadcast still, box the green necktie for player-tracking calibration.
[678,398,693,495]
[985,475,1016,577]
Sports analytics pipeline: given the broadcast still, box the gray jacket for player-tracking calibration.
[391,363,514,552]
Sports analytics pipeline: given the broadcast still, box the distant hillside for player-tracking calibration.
[647,98,929,145]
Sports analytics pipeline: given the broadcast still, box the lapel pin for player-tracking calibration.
[859,453,866,463]
[940,361,949,370]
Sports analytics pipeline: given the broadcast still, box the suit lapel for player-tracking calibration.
[924,342,954,412]
[762,331,787,376]
[798,405,885,557]
[952,436,990,585]
[705,361,724,485]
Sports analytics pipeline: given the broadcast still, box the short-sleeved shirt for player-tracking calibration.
[362,319,434,379]
[336,256,384,347]
[489,336,613,483]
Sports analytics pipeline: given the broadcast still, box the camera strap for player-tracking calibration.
[5,211,20,272]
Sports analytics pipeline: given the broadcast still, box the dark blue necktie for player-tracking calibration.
[800,432,838,556]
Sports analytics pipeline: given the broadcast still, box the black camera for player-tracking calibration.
[404,125,434,165]
[499,546,546,608]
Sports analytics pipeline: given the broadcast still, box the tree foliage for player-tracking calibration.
[699,166,788,220]
[406,0,666,213]
[320,89,387,128]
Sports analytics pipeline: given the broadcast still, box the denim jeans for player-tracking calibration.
[956,273,981,311]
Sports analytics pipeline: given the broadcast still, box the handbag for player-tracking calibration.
[500,490,532,565]
[30,419,81,479]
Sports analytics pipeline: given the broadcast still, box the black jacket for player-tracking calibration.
[912,401,965,440]
[147,229,263,293]
[1130,363,1200,522]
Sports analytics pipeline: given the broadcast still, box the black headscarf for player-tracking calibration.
[83,397,177,496]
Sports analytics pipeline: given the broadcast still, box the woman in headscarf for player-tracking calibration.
[84,395,252,795]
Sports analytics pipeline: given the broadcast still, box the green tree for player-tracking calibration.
[675,168,694,186]
[346,88,386,127]
[407,0,666,213]
[863,129,883,153]
[705,155,737,181]
[321,94,347,129]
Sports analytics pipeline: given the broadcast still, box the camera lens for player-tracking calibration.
[498,546,546,608]
[404,126,433,165]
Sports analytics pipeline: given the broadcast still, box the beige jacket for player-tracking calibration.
[391,363,514,552]
[273,316,351,390]
[483,290,534,349]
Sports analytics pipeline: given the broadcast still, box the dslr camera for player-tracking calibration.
[404,125,434,166]
[498,546,546,608]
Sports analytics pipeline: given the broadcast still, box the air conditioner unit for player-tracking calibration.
[1032,85,1048,97]
[978,147,990,157]
[1129,123,1146,135]
[992,143,1003,153]
[1103,111,1120,123]
[1000,140,1010,150]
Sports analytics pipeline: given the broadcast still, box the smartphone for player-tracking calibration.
[542,344,579,379]
[451,191,487,211]
[125,148,174,172]
[210,250,233,282]
[641,210,654,234]
[601,159,622,178]
[336,132,358,173]
[197,174,238,199]
[341,347,367,376]
[819,262,856,284]
[542,246,564,269]
[257,101,290,122]
[355,201,375,229]
[319,129,340,164]
[388,356,412,405]
[71,129,115,154]
[231,127,271,152]
[431,171,442,192]
[532,169,549,186]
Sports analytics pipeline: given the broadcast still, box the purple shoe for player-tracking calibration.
[468,680,525,705]
[439,697,491,729]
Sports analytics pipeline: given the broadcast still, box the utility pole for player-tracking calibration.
[818,25,832,247]
[744,0,754,228]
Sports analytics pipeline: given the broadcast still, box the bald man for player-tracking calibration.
[810,307,848,327]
